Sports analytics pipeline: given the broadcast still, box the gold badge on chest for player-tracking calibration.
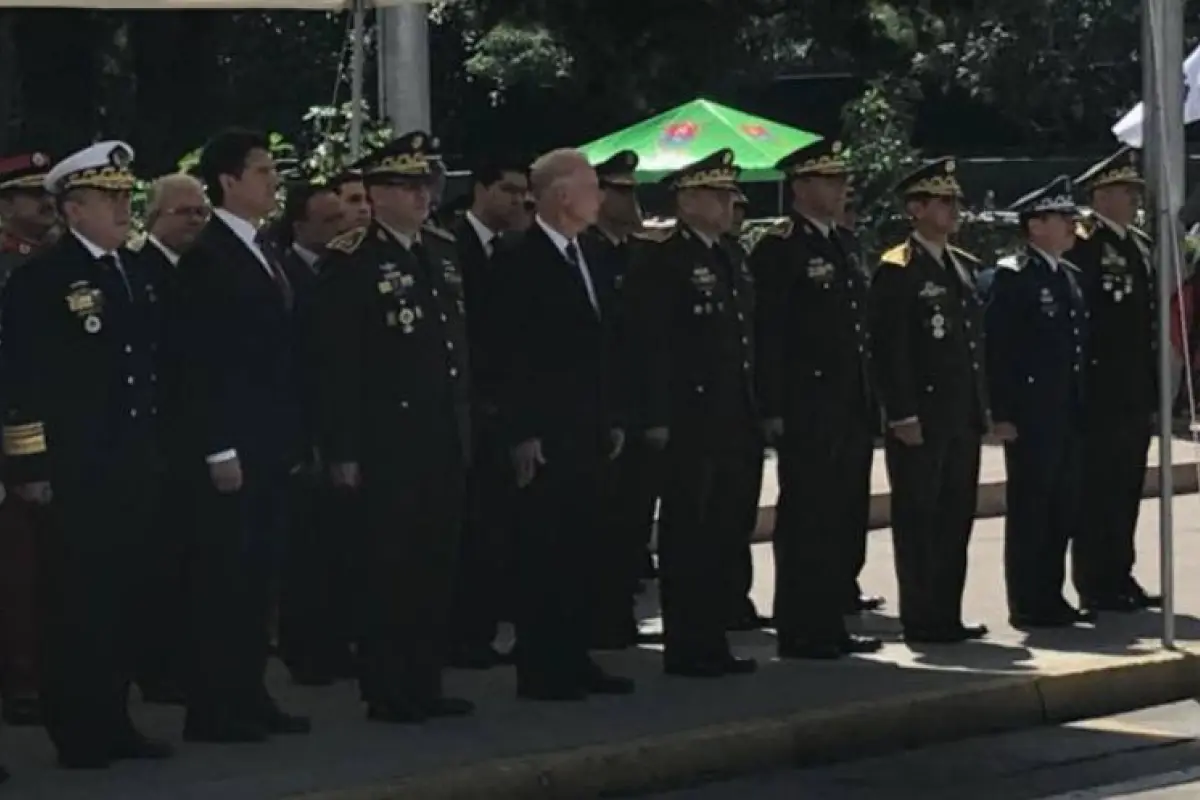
[64,281,105,335]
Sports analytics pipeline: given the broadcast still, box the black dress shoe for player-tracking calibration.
[842,634,884,653]
[448,645,508,670]
[589,630,636,651]
[1010,606,1094,629]
[139,682,187,705]
[261,707,311,735]
[367,702,428,724]
[1082,595,1140,613]
[2,695,41,726]
[516,682,587,701]
[905,624,987,644]
[586,671,635,695]
[727,613,772,632]
[845,595,886,614]
[664,659,726,678]
[0,764,9,784]
[426,696,475,717]
[778,640,843,660]
[722,655,758,675]
[183,714,268,743]
[110,734,174,761]
[57,751,111,770]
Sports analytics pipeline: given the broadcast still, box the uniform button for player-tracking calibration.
[1027,376,1035,384]
[813,369,823,378]
[969,341,976,349]
[440,314,448,322]
[1075,345,1082,353]
[925,385,934,393]
[737,313,744,321]
[695,385,706,394]
[150,406,158,416]
[964,320,972,329]
[742,361,750,370]
[850,301,858,309]
[857,346,864,353]
[1091,358,1099,365]
[1073,365,1080,372]
[431,288,439,297]
[401,400,410,409]
[446,341,454,351]
[124,345,133,354]
[126,376,135,385]
[854,323,861,332]
[129,408,138,418]
[449,367,458,377]
[972,363,979,371]
[151,373,157,383]
[741,336,749,345]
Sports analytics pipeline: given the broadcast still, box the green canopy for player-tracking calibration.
[578,98,822,184]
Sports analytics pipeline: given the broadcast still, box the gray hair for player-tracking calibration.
[529,148,591,201]
[145,172,205,226]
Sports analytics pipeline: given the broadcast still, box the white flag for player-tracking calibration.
[1113,42,1200,147]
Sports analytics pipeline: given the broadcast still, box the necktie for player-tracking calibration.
[565,241,600,316]
[255,233,294,310]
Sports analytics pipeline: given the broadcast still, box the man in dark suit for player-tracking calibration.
[1,141,172,768]
[272,178,355,686]
[1068,149,1160,613]
[622,150,760,678]
[493,148,634,701]
[309,132,475,722]
[989,176,1092,628]
[750,141,882,660]
[131,172,208,707]
[447,154,529,669]
[174,128,309,742]
[868,157,991,644]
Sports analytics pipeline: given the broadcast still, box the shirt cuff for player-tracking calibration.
[888,416,919,427]
[205,449,238,465]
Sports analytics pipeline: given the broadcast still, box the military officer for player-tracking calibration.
[1,141,172,767]
[751,140,882,659]
[623,149,758,677]
[868,157,990,644]
[1067,148,1160,613]
[308,132,475,723]
[987,175,1093,628]
[0,149,56,730]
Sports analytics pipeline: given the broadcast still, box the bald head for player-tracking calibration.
[146,172,209,254]
[528,149,601,236]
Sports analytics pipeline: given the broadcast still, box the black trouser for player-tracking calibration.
[658,434,760,665]
[727,445,764,623]
[844,439,874,607]
[512,438,602,692]
[359,457,465,709]
[450,415,514,653]
[185,461,290,723]
[135,464,190,693]
[773,424,873,644]
[279,470,362,676]
[1003,426,1081,617]
[39,465,156,760]
[884,429,981,633]
[1072,414,1151,601]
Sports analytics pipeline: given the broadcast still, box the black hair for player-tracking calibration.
[470,154,528,194]
[328,170,365,194]
[281,180,336,234]
[198,127,270,207]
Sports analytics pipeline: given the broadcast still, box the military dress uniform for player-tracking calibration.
[987,176,1091,628]
[750,141,880,658]
[0,150,54,728]
[1066,149,1160,611]
[868,157,989,643]
[623,149,759,676]
[1,142,170,766]
[308,132,474,722]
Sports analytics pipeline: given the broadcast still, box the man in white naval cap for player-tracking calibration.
[0,140,173,768]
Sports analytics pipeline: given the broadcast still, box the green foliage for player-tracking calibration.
[464,22,573,94]
[839,74,922,255]
[295,101,393,179]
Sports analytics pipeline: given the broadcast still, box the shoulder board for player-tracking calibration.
[764,217,794,240]
[1062,258,1081,273]
[948,244,979,264]
[126,232,147,252]
[997,253,1024,272]
[422,222,456,243]
[879,243,911,268]
[1075,215,1097,240]
[327,226,368,254]
[632,226,676,244]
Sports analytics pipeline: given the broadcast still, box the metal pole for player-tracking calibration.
[348,0,366,160]
[379,2,432,133]
[1145,0,1184,649]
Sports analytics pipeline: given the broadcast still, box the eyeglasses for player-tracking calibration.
[165,205,210,219]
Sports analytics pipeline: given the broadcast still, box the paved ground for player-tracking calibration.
[3,459,1200,797]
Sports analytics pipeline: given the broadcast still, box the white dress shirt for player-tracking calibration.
[292,242,320,270]
[536,215,599,314]
[466,210,496,256]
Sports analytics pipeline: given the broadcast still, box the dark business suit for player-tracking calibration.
[174,215,304,736]
[493,222,620,696]
[447,215,513,662]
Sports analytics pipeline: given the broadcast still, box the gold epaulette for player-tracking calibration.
[948,244,979,264]
[764,217,794,240]
[632,226,676,244]
[422,222,456,243]
[1075,216,1096,241]
[3,422,46,457]
[126,231,147,252]
[879,242,911,268]
[327,226,367,254]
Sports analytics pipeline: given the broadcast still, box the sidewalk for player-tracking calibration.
[4,500,1200,798]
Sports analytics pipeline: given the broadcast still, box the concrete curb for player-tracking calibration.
[751,460,1200,542]
[291,651,1200,800]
